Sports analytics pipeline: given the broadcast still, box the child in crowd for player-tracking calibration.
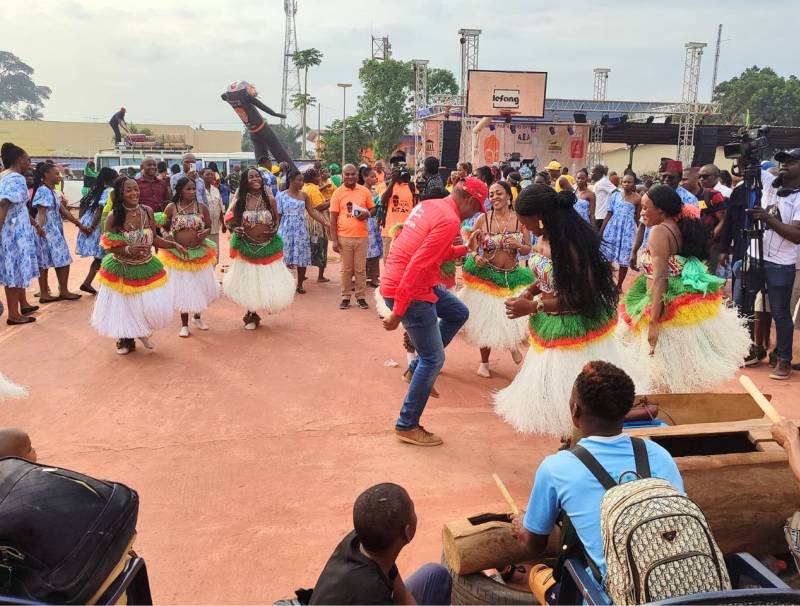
[0,428,37,461]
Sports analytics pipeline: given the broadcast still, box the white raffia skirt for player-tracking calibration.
[0,372,26,401]
[458,285,529,350]
[223,258,295,313]
[91,286,174,338]
[164,265,220,314]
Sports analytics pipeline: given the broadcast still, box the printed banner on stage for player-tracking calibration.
[473,123,588,172]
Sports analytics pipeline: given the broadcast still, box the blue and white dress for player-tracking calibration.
[0,172,39,288]
[32,185,72,269]
[574,197,591,223]
[367,194,383,259]
[277,190,311,267]
[76,188,110,259]
[601,191,637,266]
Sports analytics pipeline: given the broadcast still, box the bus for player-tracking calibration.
[94,150,258,175]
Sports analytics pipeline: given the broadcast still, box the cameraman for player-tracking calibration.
[727,149,800,379]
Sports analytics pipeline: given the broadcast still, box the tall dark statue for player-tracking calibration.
[221,81,296,169]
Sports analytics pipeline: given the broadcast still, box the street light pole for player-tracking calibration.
[337,83,352,167]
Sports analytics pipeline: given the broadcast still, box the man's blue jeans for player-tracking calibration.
[383,286,469,430]
[738,258,797,361]
[405,563,452,605]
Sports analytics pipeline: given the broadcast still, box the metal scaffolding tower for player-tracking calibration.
[411,60,429,170]
[587,68,610,168]
[677,42,707,165]
[459,29,481,163]
[710,25,722,101]
[280,0,302,126]
[371,35,392,60]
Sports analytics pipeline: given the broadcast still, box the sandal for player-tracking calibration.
[59,293,82,301]
[39,296,60,303]
[296,287,306,294]
[7,316,36,325]
[79,284,98,295]
[21,306,40,315]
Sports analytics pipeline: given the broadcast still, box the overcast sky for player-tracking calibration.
[3,0,797,134]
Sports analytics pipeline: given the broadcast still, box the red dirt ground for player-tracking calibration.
[1,223,798,603]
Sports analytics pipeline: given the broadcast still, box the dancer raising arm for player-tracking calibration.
[223,167,296,330]
[495,185,646,437]
[158,177,220,337]
[91,177,185,355]
[459,181,534,378]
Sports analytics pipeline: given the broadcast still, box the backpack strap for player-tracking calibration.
[570,445,616,490]
[632,437,651,479]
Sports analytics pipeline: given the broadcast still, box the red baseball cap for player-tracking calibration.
[457,176,488,205]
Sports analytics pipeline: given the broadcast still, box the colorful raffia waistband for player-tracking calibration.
[528,305,616,351]
[98,255,167,295]
[100,232,127,251]
[158,239,217,272]
[462,255,534,297]
[229,233,284,265]
[620,273,723,333]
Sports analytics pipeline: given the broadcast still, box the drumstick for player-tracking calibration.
[739,374,782,423]
[492,473,520,516]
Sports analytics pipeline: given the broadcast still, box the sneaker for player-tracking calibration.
[115,340,131,355]
[744,345,763,367]
[138,336,154,349]
[357,298,369,310]
[402,368,440,398]
[179,326,190,338]
[339,299,351,309]
[244,322,257,330]
[192,317,209,330]
[477,363,491,378]
[395,425,443,447]
[770,359,792,380]
[510,347,523,365]
[769,350,778,368]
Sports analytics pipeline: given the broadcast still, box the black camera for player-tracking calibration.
[397,167,411,183]
[723,126,770,161]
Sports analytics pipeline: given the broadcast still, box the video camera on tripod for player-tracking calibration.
[723,126,770,162]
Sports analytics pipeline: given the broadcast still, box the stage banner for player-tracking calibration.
[474,123,588,172]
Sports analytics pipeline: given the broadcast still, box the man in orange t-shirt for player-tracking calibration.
[380,167,415,260]
[330,164,376,309]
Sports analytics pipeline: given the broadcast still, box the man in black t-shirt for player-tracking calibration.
[310,483,452,605]
[109,107,129,144]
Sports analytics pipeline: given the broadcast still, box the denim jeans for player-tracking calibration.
[383,286,469,430]
[405,563,452,605]
[740,258,797,360]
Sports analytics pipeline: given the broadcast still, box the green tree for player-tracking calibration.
[292,48,324,158]
[358,58,413,161]
[319,114,374,166]
[291,92,317,155]
[426,68,459,101]
[0,51,51,120]
[21,104,43,120]
[713,66,800,126]
[241,129,253,152]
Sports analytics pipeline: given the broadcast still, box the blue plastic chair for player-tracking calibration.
[557,553,800,605]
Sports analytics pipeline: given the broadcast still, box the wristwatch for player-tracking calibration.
[532,294,545,314]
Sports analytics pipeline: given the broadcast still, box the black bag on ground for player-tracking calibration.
[0,457,138,604]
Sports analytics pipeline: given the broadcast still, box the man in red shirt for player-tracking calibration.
[380,177,486,446]
[136,157,170,212]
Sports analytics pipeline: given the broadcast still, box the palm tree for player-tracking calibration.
[22,104,43,121]
[292,48,323,158]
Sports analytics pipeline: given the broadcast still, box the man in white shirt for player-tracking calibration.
[740,148,800,379]
[701,164,733,198]
[590,164,616,229]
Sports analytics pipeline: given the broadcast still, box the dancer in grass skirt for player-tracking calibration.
[158,177,219,337]
[619,185,749,392]
[459,181,533,377]
[223,167,295,330]
[91,177,185,355]
[495,185,647,437]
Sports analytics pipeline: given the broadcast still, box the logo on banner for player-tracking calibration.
[492,89,520,109]
[547,139,563,152]
[570,139,585,159]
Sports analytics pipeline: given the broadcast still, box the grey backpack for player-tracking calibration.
[571,437,731,605]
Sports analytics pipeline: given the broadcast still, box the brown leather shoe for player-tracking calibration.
[770,359,792,380]
[395,425,443,447]
[402,369,440,398]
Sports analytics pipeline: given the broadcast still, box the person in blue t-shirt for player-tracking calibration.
[516,360,684,602]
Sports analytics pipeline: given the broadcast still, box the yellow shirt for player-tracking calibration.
[554,174,576,192]
[302,183,326,207]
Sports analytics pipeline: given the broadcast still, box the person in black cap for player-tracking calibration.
[724,148,800,379]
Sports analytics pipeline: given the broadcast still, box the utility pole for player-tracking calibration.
[337,83,352,167]
[711,24,722,101]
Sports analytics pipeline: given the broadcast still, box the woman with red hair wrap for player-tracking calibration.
[619,184,749,391]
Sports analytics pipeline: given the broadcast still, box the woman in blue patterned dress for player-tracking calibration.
[599,173,641,291]
[574,169,596,224]
[31,162,87,302]
[0,143,39,325]
[76,167,117,294]
[277,168,328,294]
[360,166,383,287]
